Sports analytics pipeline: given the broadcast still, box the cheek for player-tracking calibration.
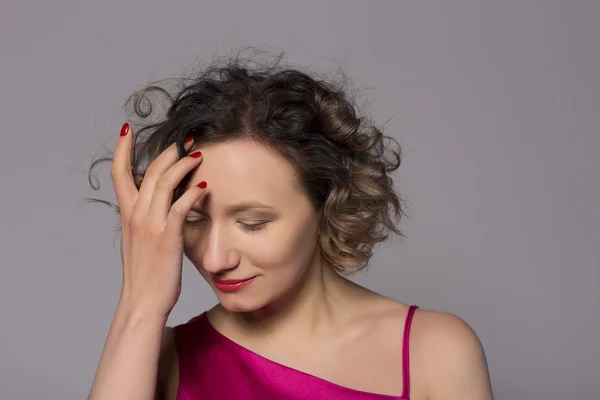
[250,217,319,272]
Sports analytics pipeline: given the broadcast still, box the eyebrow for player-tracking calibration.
[224,201,276,216]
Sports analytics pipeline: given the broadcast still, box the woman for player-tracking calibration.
[87,54,493,399]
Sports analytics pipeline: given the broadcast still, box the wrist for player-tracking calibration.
[115,299,170,326]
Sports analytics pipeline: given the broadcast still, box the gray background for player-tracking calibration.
[1,1,598,399]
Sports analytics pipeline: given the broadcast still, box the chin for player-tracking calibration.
[215,292,271,313]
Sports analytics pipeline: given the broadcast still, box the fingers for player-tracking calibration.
[148,150,204,223]
[110,123,138,215]
[164,178,208,237]
[134,136,195,215]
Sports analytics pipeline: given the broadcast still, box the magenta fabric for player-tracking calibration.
[173,305,419,400]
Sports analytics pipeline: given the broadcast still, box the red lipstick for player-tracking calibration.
[212,277,256,292]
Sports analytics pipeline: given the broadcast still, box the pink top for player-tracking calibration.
[173,305,419,400]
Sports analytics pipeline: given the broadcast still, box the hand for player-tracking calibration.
[111,123,206,318]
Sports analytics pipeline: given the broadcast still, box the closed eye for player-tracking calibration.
[239,222,267,232]
[184,217,268,232]
[184,217,206,227]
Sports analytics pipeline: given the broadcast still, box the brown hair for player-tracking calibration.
[86,51,406,274]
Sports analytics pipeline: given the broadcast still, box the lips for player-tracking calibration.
[212,276,256,292]
[213,277,253,285]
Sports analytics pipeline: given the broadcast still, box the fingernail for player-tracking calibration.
[184,136,194,144]
[189,151,202,158]
[197,181,207,189]
[120,123,130,137]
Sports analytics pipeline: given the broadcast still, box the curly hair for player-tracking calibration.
[86,51,405,274]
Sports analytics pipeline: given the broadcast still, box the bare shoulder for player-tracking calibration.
[410,309,494,400]
[156,326,179,400]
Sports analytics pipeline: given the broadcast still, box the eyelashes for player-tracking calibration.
[240,222,267,232]
[184,219,267,232]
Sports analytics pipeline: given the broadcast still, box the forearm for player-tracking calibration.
[88,303,168,400]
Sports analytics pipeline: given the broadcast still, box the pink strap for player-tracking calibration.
[401,305,419,399]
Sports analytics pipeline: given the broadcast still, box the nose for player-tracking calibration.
[201,223,240,275]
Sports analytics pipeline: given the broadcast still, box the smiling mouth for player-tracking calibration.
[212,276,256,292]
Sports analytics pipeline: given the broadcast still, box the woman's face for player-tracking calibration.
[182,138,321,313]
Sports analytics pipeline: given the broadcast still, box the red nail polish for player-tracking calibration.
[197,181,207,189]
[120,123,129,137]
[190,151,202,158]
[184,136,193,143]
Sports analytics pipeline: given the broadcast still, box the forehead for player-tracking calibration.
[185,139,305,208]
